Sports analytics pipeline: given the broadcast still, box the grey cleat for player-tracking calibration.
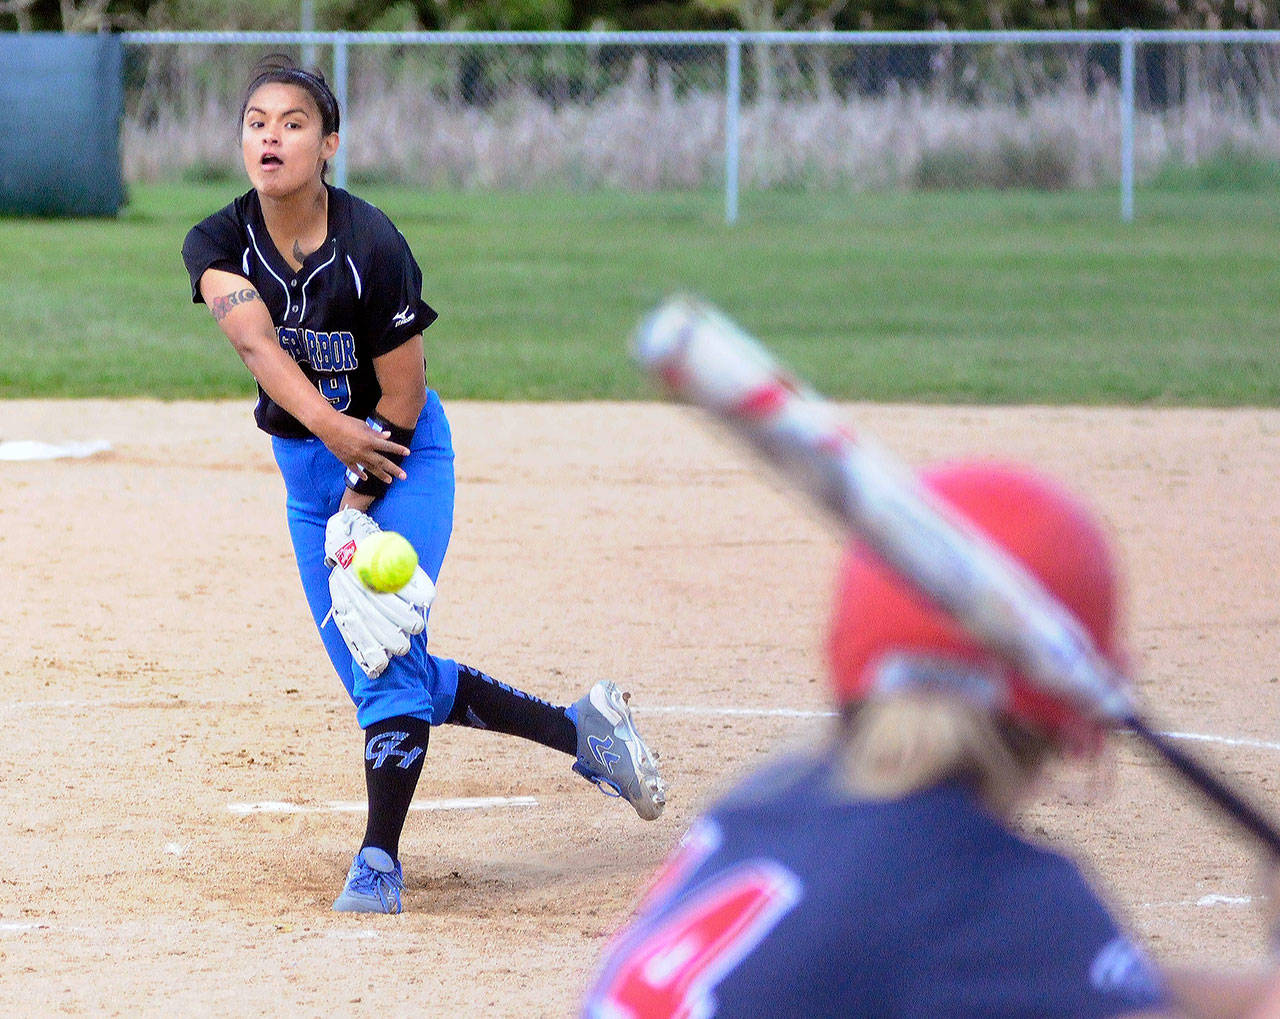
[569,680,667,821]
[332,846,404,914]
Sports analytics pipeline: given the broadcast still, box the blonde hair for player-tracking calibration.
[837,694,1057,816]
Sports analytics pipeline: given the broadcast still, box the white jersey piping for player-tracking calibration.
[299,242,338,321]
[345,254,362,298]
[244,222,291,317]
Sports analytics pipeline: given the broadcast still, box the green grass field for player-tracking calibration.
[2,183,1277,404]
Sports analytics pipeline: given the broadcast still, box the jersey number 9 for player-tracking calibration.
[318,374,352,412]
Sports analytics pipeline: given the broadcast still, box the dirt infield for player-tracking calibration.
[2,399,1279,1016]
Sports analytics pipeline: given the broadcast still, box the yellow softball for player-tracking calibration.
[352,531,418,593]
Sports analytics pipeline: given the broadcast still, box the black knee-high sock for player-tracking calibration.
[445,664,578,756]
[361,715,430,860]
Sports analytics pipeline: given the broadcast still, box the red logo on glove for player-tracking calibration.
[336,539,357,569]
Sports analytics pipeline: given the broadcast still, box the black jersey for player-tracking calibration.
[182,185,437,438]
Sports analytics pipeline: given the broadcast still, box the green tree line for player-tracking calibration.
[1,0,1274,33]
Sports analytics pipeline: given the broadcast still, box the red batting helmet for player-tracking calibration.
[826,460,1126,740]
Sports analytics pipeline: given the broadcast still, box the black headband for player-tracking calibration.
[251,66,340,134]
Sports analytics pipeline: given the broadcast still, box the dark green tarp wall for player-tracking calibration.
[0,33,125,216]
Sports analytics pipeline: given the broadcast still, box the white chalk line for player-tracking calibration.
[0,698,290,713]
[646,706,1280,753]
[645,705,836,719]
[1138,895,1254,909]
[7,698,1280,754]
[1148,731,1280,753]
[1,893,1250,940]
[0,919,380,942]
[227,795,537,816]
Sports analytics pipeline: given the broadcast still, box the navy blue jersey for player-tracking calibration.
[182,185,437,438]
[585,753,1167,1018]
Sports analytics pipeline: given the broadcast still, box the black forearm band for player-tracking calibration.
[344,413,415,498]
[369,412,416,450]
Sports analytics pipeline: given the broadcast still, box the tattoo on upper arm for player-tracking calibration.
[210,288,260,322]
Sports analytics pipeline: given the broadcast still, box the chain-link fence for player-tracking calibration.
[120,29,1280,221]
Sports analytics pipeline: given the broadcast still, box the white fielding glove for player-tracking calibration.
[323,508,436,678]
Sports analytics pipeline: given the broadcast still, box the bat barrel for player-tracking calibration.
[634,294,1280,860]
[634,296,1132,726]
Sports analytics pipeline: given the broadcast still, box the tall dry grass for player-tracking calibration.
[121,42,1280,190]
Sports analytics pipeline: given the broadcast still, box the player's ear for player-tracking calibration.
[321,132,339,161]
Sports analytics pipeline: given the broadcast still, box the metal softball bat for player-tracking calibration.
[632,295,1280,857]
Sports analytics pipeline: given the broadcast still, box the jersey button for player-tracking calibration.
[291,279,298,287]
[291,305,299,313]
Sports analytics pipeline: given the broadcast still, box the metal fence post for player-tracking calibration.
[334,32,349,190]
[1120,30,1136,222]
[301,1,317,65]
[725,33,741,225]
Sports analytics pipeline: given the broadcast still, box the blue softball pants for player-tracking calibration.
[271,391,460,730]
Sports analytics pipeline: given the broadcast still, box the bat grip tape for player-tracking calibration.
[1127,714,1280,859]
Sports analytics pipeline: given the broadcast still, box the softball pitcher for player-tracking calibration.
[181,55,665,915]
[584,461,1280,1018]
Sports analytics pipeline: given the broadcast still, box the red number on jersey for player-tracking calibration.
[590,860,802,1019]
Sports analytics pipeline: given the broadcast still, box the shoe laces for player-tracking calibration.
[574,761,624,799]
[350,859,403,897]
